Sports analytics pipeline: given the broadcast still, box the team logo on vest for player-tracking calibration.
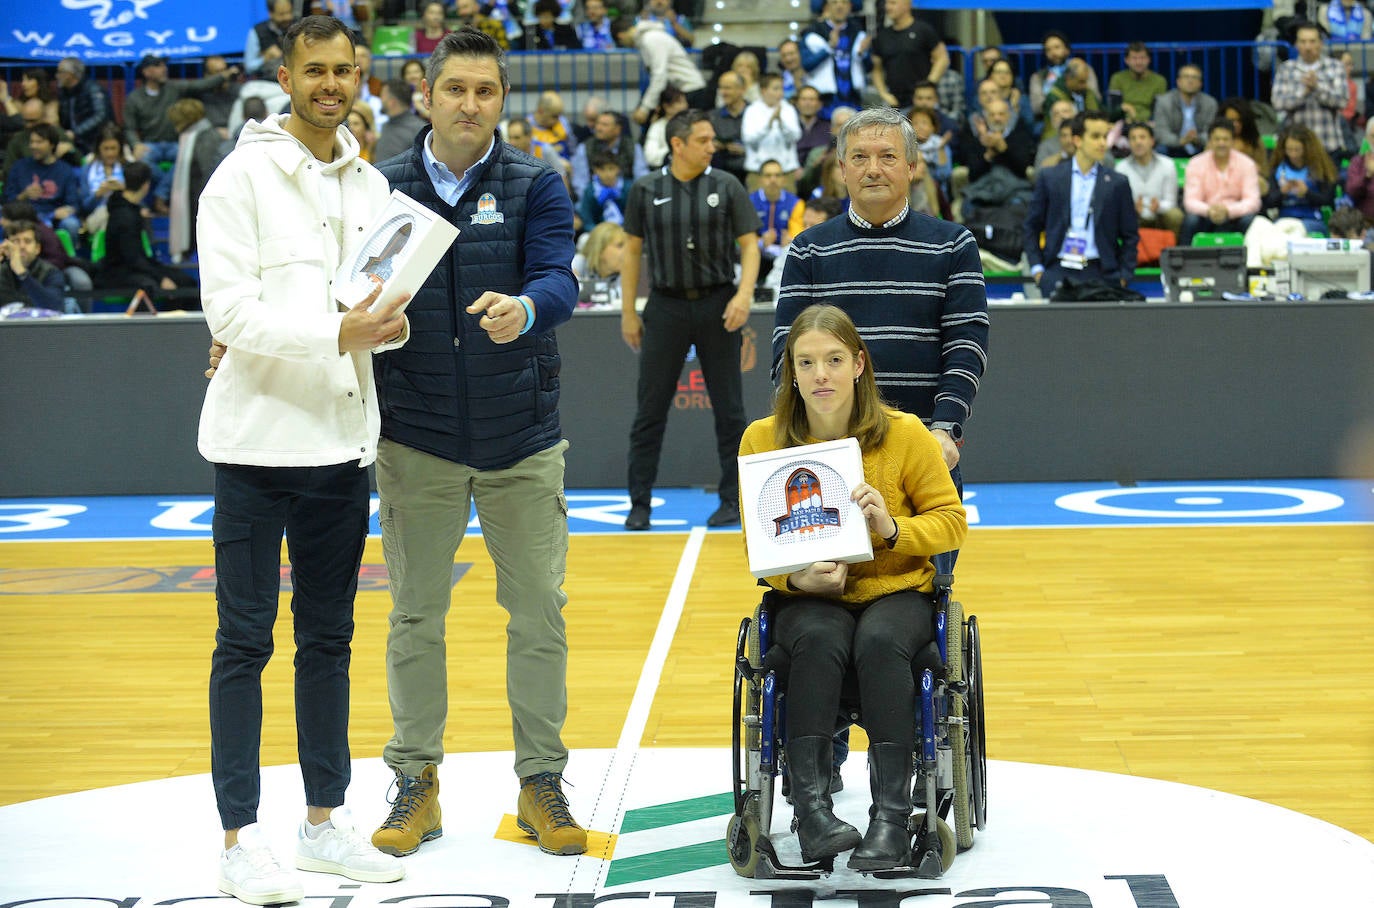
[773,468,841,536]
[706,192,720,208]
[471,193,505,225]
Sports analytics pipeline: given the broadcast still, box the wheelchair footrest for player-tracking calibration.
[911,827,947,880]
[861,855,942,881]
[911,847,945,880]
[753,836,835,880]
[859,826,946,880]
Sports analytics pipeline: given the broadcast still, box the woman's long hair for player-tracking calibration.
[1216,96,1262,154]
[651,85,686,124]
[1268,123,1338,184]
[22,68,55,102]
[773,305,890,452]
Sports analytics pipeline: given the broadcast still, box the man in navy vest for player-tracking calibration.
[366,27,587,862]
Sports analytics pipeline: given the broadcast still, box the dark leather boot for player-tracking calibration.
[848,743,914,871]
[787,736,861,861]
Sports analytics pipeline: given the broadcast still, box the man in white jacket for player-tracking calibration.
[196,15,407,906]
[611,16,706,125]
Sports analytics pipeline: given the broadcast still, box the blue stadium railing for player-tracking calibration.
[981,41,1292,111]
[2,38,1304,125]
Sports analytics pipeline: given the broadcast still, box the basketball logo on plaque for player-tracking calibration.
[738,437,874,578]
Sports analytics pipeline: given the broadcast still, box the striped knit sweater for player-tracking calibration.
[774,208,989,428]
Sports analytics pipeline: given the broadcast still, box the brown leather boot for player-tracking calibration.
[371,764,443,856]
[517,772,588,855]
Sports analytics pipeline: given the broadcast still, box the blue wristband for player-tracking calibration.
[516,295,535,335]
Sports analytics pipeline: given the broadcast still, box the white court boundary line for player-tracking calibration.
[568,525,707,891]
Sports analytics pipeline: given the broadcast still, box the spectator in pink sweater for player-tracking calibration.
[1180,120,1260,246]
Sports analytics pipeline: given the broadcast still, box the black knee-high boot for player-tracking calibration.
[787,736,861,861]
[847,743,914,871]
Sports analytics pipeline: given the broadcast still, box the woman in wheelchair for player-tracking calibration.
[738,304,967,871]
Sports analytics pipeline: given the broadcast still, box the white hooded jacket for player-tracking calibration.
[197,113,401,468]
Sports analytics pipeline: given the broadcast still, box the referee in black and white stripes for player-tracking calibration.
[619,108,762,531]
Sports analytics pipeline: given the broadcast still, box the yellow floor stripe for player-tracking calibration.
[493,813,618,859]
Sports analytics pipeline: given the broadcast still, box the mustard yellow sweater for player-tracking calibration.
[739,412,968,606]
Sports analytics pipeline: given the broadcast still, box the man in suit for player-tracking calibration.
[1024,110,1139,297]
[1151,64,1217,158]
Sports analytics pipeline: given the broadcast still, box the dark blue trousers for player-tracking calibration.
[209,461,369,830]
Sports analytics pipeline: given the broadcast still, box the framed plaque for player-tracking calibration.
[334,190,459,314]
[738,436,874,579]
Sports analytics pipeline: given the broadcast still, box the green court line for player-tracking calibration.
[618,792,734,834]
[605,839,727,887]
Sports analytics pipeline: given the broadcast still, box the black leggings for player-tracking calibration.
[774,590,936,755]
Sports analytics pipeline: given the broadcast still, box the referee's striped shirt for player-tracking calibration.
[623,165,761,293]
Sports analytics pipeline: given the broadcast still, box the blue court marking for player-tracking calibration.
[962,479,1374,528]
[0,480,1370,542]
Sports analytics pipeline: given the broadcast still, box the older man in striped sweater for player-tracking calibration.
[775,106,989,476]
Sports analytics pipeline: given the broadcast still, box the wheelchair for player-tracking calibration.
[726,571,987,879]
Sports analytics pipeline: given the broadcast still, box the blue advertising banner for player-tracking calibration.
[2,1,258,63]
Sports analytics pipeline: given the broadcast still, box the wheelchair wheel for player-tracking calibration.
[727,794,763,877]
[945,599,974,850]
[911,810,957,874]
[732,618,761,815]
[968,615,988,830]
[747,603,764,668]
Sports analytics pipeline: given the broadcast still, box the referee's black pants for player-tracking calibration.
[628,285,746,508]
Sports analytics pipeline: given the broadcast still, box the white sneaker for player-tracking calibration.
[296,806,405,883]
[219,823,305,906]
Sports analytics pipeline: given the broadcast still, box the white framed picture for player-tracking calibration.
[738,436,874,579]
[334,190,459,314]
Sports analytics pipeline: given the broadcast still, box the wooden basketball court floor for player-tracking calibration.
[1,521,1372,845]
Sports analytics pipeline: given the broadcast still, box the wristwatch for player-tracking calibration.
[929,421,964,445]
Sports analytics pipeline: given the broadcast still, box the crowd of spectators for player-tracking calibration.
[1,51,234,313]
[467,0,1374,295]
[6,0,1374,314]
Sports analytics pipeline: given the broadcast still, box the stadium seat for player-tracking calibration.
[54,228,77,258]
[88,229,157,313]
[1191,231,1245,247]
[89,229,154,263]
